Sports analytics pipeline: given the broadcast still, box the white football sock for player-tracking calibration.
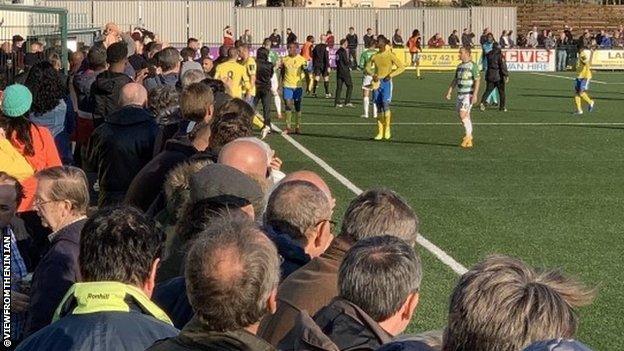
[363,96,369,117]
[274,95,282,116]
[463,118,473,136]
[372,104,378,118]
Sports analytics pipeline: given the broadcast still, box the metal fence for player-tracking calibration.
[33,1,516,47]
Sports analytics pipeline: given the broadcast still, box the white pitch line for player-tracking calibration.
[273,124,469,276]
[530,72,611,84]
[292,122,624,126]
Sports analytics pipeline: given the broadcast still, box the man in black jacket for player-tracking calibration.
[86,83,159,207]
[346,27,358,69]
[286,28,297,45]
[254,47,275,139]
[334,39,354,108]
[480,43,509,112]
[90,42,133,128]
[312,35,331,98]
[363,28,375,48]
[269,29,282,49]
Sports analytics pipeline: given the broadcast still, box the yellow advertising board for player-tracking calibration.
[396,48,483,71]
[590,50,624,70]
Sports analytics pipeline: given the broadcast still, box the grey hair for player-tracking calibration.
[443,255,596,351]
[340,189,419,246]
[185,217,280,331]
[181,69,206,89]
[265,180,331,243]
[35,166,90,215]
[338,235,422,321]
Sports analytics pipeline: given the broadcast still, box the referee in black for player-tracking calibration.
[334,39,354,108]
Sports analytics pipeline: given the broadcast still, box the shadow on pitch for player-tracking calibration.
[520,93,623,101]
[558,124,624,131]
[296,132,458,148]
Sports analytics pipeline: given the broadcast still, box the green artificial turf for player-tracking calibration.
[265,70,624,350]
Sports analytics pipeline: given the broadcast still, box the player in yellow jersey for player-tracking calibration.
[239,45,265,129]
[365,35,405,140]
[281,42,308,134]
[574,51,595,115]
[214,47,249,100]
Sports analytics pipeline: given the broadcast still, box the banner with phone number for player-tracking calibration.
[590,49,624,70]
[402,48,483,71]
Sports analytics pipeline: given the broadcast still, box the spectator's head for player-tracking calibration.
[201,57,214,74]
[208,112,252,153]
[320,34,327,42]
[244,29,250,35]
[367,38,377,49]
[218,138,269,181]
[185,218,280,332]
[327,30,333,35]
[87,45,107,70]
[145,42,162,60]
[339,235,422,336]
[46,51,62,71]
[180,47,196,62]
[148,85,180,123]
[286,28,292,34]
[288,42,298,56]
[0,172,24,228]
[30,41,44,53]
[34,166,89,233]
[340,189,418,246]
[366,28,373,35]
[280,170,334,211]
[79,206,164,297]
[24,61,64,115]
[463,28,468,34]
[227,47,239,61]
[217,97,256,126]
[239,45,250,60]
[200,46,211,59]
[180,82,214,123]
[106,41,128,66]
[340,39,348,48]
[0,84,34,155]
[443,255,595,351]
[119,83,148,107]
[12,35,24,48]
[158,47,181,73]
[273,28,279,34]
[266,180,333,258]
[306,35,314,43]
[262,38,271,49]
[103,22,120,38]
[452,29,458,35]
[181,69,207,89]
[187,37,200,51]
[349,27,355,34]
[395,28,401,35]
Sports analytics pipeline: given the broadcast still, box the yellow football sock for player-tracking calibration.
[253,114,265,129]
[375,117,384,139]
[416,67,421,78]
[285,111,292,128]
[294,112,302,128]
[384,111,392,139]
[574,96,582,111]
[580,92,593,105]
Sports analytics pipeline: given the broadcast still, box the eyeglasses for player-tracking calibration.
[33,199,58,208]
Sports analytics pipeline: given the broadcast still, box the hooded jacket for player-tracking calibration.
[147,316,276,351]
[265,226,311,281]
[17,282,178,351]
[278,298,393,351]
[90,70,133,121]
[86,105,158,207]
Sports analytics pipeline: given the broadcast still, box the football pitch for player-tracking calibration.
[266,70,624,350]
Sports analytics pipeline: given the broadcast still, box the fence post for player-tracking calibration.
[59,8,68,73]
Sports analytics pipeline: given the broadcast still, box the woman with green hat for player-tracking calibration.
[1,84,62,213]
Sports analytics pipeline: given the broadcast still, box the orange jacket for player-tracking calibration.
[10,124,62,212]
[301,42,313,61]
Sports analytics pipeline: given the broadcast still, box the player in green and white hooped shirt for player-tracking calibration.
[263,38,283,119]
[445,46,480,149]
[358,38,378,118]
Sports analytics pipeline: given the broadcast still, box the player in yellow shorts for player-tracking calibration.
[573,51,595,115]
[240,45,265,129]
[365,35,405,140]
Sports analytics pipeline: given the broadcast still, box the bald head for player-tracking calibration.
[281,170,334,210]
[218,140,269,179]
[119,83,148,107]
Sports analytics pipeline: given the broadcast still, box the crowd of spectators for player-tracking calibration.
[0,20,601,351]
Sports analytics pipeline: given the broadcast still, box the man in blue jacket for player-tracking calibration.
[17,206,178,350]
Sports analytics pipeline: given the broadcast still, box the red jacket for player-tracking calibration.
[10,123,62,212]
